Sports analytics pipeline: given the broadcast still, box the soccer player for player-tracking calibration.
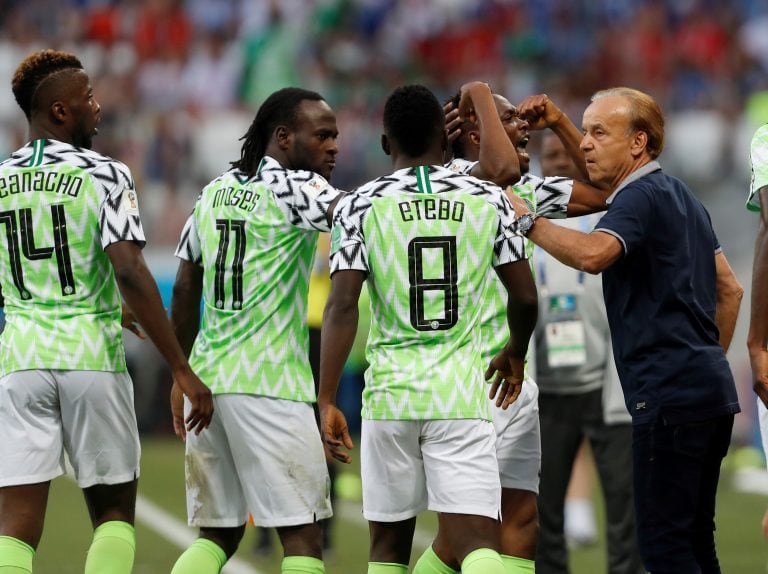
[443,83,610,574]
[746,122,768,538]
[170,87,343,574]
[507,87,742,573]
[0,49,213,574]
[319,84,538,574]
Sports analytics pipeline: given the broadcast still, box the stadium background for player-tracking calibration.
[1,0,768,571]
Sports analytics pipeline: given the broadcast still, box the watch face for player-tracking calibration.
[519,214,533,235]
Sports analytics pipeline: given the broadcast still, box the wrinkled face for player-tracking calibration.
[493,94,530,174]
[580,95,635,189]
[66,70,100,149]
[288,99,339,180]
[540,134,581,180]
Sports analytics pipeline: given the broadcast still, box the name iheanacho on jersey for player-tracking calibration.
[0,171,84,198]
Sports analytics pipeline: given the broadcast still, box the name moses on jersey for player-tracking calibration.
[211,185,261,212]
[0,171,83,199]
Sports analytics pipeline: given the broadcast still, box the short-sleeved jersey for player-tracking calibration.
[331,164,526,421]
[748,124,768,212]
[175,156,341,401]
[446,158,571,359]
[0,139,145,375]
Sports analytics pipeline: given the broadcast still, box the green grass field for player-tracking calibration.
[32,436,768,573]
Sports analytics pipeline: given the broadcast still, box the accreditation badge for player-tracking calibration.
[545,320,587,367]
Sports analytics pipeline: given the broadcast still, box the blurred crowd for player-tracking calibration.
[1,0,768,244]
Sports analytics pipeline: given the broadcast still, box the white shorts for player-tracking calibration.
[361,418,500,522]
[0,369,140,488]
[491,378,541,493]
[184,394,332,528]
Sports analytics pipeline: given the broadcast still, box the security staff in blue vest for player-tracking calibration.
[507,87,743,574]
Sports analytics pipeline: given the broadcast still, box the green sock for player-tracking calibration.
[367,562,408,574]
[502,554,535,573]
[461,548,505,574]
[84,521,135,574]
[413,546,458,574]
[282,555,325,573]
[171,538,227,574]
[0,536,34,573]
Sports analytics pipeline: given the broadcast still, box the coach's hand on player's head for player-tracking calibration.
[485,347,525,409]
[320,403,354,464]
[173,368,214,435]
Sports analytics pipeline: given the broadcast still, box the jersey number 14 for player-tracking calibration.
[0,206,75,299]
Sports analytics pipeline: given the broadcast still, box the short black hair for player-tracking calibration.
[383,85,444,158]
[12,49,84,119]
[231,87,325,176]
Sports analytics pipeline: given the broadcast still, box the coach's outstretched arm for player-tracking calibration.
[318,269,364,464]
[106,241,213,435]
[486,259,538,409]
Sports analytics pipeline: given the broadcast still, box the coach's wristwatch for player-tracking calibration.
[517,213,537,237]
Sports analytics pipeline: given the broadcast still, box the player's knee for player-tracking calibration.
[277,522,323,559]
[200,525,245,558]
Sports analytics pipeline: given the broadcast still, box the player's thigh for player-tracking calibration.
[217,394,332,528]
[361,419,427,523]
[58,370,140,488]
[0,370,65,488]
[422,419,500,520]
[184,395,247,528]
[493,379,541,493]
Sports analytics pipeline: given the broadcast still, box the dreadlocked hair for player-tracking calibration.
[231,87,325,177]
[383,85,444,158]
[12,49,84,119]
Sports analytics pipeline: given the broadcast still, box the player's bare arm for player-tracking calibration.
[459,82,521,187]
[318,269,364,463]
[106,240,213,434]
[169,259,205,440]
[749,186,768,407]
[486,259,538,409]
[518,94,584,178]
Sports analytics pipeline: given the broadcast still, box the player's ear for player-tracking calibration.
[381,134,391,156]
[468,128,481,147]
[274,125,292,150]
[50,100,68,125]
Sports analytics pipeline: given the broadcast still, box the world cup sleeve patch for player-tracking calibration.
[301,177,327,198]
[330,224,342,254]
[123,189,140,215]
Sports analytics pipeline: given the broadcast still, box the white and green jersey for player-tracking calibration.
[0,139,146,375]
[447,159,571,359]
[175,156,341,401]
[748,124,768,212]
[330,164,526,421]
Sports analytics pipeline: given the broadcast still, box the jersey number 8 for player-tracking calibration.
[408,236,458,331]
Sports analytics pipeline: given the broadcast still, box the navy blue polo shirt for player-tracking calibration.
[594,161,740,425]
